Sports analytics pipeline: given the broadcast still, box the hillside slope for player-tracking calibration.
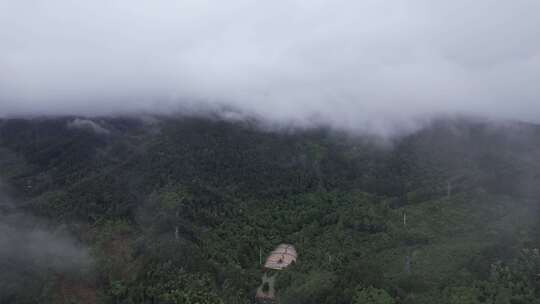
[1,116,540,304]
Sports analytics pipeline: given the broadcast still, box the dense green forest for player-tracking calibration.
[1,115,540,304]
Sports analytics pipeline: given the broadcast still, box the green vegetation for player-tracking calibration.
[1,116,540,303]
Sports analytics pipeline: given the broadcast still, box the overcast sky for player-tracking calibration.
[1,1,539,132]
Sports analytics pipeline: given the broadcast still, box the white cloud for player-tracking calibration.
[67,118,110,134]
[1,0,539,134]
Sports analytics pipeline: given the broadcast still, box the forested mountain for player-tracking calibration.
[2,115,540,304]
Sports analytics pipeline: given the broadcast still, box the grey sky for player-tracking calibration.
[1,1,539,133]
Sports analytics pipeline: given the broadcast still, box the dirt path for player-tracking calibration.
[255,272,277,301]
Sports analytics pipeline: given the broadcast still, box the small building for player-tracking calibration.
[256,244,297,303]
[264,244,297,270]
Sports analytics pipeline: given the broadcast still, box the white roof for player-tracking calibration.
[264,244,297,270]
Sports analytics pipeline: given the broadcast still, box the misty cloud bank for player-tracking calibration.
[1,1,540,134]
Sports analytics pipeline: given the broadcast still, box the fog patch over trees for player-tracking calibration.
[0,184,93,299]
